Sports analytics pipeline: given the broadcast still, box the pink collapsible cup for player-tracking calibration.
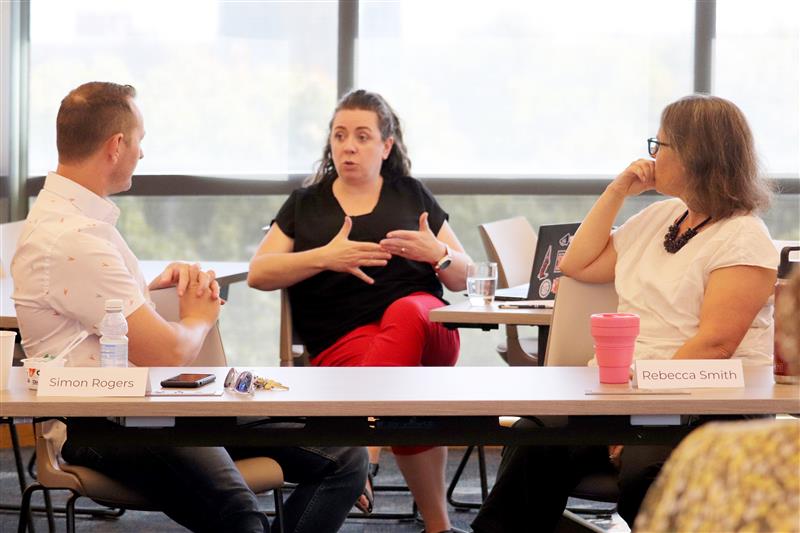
[591,313,640,384]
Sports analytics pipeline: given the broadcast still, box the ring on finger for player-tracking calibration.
[401,247,406,253]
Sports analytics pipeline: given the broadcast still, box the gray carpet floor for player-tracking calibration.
[1,445,627,532]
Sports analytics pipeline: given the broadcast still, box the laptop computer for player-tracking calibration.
[494,222,581,306]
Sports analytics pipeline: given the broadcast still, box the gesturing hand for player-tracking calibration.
[607,159,656,198]
[324,216,391,284]
[380,212,445,264]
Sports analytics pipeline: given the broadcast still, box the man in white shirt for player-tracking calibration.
[13,82,366,533]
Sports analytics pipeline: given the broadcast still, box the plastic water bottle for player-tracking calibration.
[99,299,128,368]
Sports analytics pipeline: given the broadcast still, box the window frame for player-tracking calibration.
[3,0,799,222]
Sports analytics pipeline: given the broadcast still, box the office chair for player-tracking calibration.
[544,276,620,519]
[17,288,287,533]
[149,286,227,365]
[279,289,310,367]
[18,422,285,533]
[478,217,539,366]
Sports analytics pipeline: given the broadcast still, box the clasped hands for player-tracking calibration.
[324,212,445,285]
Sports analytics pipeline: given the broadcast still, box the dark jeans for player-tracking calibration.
[472,416,759,533]
[61,439,267,533]
[62,431,367,533]
[228,445,368,533]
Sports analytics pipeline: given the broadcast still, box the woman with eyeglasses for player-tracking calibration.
[471,94,779,533]
[248,89,471,533]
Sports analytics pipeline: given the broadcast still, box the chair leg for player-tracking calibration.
[65,493,80,533]
[27,450,36,480]
[272,487,284,533]
[17,483,42,533]
[446,445,488,510]
[8,420,28,492]
[8,421,39,533]
[42,489,56,532]
[477,445,489,502]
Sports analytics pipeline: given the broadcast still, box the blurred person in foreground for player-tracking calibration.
[248,89,471,533]
[12,81,366,533]
[472,94,779,533]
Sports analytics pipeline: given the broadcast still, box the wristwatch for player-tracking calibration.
[434,243,453,272]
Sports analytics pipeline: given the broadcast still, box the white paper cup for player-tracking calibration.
[0,330,16,390]
[22,358,66,390]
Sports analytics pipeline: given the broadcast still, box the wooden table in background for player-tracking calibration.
[430,300,553,364]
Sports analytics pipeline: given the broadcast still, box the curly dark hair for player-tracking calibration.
[307,89,411,185]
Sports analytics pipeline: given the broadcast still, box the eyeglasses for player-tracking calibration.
[647,137,671,157]
[224,368,289,395]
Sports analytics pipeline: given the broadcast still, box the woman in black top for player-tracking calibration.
[248,90,471,533]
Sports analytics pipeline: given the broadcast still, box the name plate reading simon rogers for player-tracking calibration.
[37,367,150,397]
[633,359,745,390]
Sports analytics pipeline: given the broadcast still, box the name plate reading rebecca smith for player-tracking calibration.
[38,368,150,397]
[633,359,744,390]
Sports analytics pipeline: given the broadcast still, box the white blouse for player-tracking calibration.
[611,198,778,365]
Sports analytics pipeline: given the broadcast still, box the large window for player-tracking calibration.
[358,0,694,175]
[112,192,799,366]
[715,0,799,174]
[10,1,800,367]
[28,0,337,176]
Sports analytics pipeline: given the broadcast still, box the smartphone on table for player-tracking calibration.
[160,373,216,388]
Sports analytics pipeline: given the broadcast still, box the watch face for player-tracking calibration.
[438,257,453,271]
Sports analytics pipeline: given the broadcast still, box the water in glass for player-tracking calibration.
[467,276,498,306]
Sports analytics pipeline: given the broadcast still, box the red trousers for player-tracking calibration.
[313,292,460,455]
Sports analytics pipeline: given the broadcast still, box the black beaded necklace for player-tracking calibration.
[663,210,712,253]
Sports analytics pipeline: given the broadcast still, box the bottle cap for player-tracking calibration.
[104,299,123,312]
[777,246,799,279]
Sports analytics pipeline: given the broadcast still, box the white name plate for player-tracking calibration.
[38,368,150,397]
[633,359,744,389]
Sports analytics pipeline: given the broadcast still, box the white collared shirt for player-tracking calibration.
[11,172,149,367]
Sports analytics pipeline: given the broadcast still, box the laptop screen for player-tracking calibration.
[527,222,581,300]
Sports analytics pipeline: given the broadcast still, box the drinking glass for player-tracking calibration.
[467,262,498,306]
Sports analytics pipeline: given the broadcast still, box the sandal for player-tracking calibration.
[354,465,375,515]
